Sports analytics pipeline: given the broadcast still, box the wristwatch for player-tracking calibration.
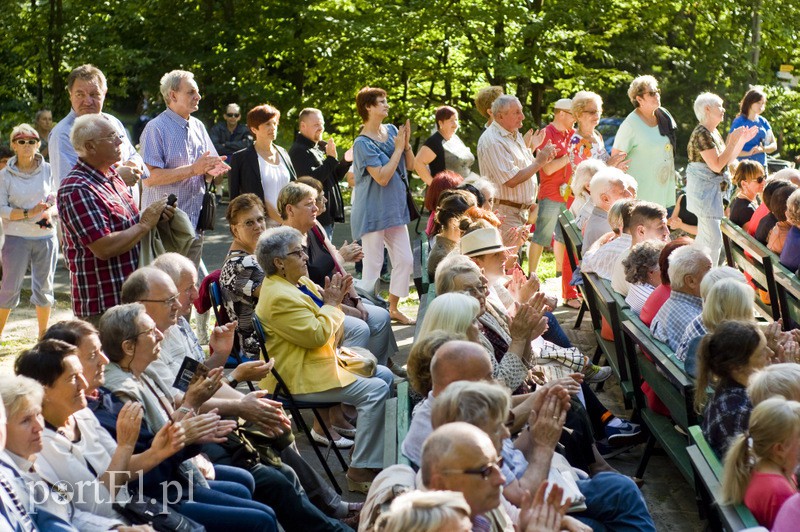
[226,374,239,388]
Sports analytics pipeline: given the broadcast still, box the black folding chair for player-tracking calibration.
[252,317,348,493]
[208,281,256,392]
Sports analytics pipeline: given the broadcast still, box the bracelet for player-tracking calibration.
[226,375,239,388]
[176,406,194,415]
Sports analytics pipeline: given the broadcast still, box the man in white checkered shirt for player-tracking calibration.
[477,95,556,249]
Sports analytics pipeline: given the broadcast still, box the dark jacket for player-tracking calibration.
[209,122,252,158]
[228,144,296,201]
[288,133,349,225]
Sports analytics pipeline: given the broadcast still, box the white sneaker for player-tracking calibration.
[311,428,354,449]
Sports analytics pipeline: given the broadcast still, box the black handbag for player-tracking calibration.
[196,181,216,231]
[113,498,205,531]
[403,176,420,222]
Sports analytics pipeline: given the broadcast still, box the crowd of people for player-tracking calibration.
[0,60,797,532]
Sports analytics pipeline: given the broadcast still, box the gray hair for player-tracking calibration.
[701,278,755,331]
[99,303,147,363]
[160,70,195,105]
[668,245,712,292]
[430,380,510,429]
[693,92,723,122]
[376,490,471,532]
[9,123,39,143]
[748,364,800,405]
[628,75,659,107]
[461,175,496,201]
[589,167,627,205]
[153,252,196,286]
[623,240,665,285]
[490,95,521,119]
[70,114,109,157]
[256,226,303,276]
[571,159,606,200]
[699,266,747,299]
[121,266,172,304]
[418,293,480,340]
[435,254,481,295]
[0,375,44,421]
[571,91,602,117]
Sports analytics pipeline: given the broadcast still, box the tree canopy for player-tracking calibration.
[3,0,800,159]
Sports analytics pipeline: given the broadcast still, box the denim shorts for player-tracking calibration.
[532,198,565,246]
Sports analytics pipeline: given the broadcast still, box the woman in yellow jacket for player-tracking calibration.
[255,226,393,493]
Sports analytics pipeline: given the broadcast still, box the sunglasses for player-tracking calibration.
[226,113,240,118]
[14,139,38,145]
[750,176,766,184]
[442,457,505,480]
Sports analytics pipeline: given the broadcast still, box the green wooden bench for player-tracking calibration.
[582,271,634,408]
[687,425,759,531]
[773,261,800,330]
[414,283,437,341]
[621,312,695,485]
[558,209,588,329]
[721,217,779,321]
[384,380,411,467]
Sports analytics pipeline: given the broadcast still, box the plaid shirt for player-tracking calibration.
[140,108,217,228]
[57,159,140,317]
[650,290,703,351]
[701,383,751,458]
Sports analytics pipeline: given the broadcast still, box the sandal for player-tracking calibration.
[346,474,373,494]
[564,298,582,309]
[390,310,416,325]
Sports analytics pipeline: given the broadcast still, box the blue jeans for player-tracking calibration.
[542,311,572,348]
[574,473,656,531]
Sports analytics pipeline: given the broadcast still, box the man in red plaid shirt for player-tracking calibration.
[57,114,173,324]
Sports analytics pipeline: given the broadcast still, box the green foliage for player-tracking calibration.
[2,0,800,161]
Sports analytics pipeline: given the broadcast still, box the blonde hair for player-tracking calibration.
[375,490,471,532]
[430,380,510,429]
[701,278,755,331]
[418,293,480,340]
[699,266,747,299]
[474,86,504,119]
[722,397,800,504]
[277,182,317,219]
[9,123,39,143]
[628,75,659,107]
[571,91,603,117]
[748,364,800,405]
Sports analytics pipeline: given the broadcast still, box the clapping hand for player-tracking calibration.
[519,482,573,532]
[116,402,144,448]
[322,272,353,306]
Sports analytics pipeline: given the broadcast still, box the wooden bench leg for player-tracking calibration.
[634,434,657,480]
[574,301,587,329]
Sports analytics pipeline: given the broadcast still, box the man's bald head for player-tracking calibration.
[431,341,493,395]
[421,422,504,516]
[121,267,181,332]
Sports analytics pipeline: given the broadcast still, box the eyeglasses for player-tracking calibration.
[126,326,157,342]
[286,249,307,258]
[226,113,240,118]
[139,294,180,306]
[238,216,266,228]
[14,139,39,145]
[643,89,661,97]
[441,457,505,480]
[463,284,488,297]
[749,176,766,184]
[582,109,600,116]
[92,132,123,143]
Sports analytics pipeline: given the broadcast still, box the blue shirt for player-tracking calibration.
[780,225,800,273]
[350,124,410,240]
[48,109,147,191]
[730,114,772,167]
[140,108,217,228]
[650,290,703,351]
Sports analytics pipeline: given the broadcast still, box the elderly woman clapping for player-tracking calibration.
[685,93,758,263]
[0,123,58,340]
[254,226,393,493]
[13,339,184,519]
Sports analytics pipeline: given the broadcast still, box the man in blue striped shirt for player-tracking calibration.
[140,70,227,265]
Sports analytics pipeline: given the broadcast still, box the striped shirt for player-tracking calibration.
[477,121,538,204]
[581,233,631,280]
[57,159,140,317]
[140,108,217,228]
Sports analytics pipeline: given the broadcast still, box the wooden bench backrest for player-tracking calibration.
[721,218,779,320]
[558,210,583,272]
[773,261,800,330]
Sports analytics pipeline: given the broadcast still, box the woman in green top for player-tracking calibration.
[611,75,677,207]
